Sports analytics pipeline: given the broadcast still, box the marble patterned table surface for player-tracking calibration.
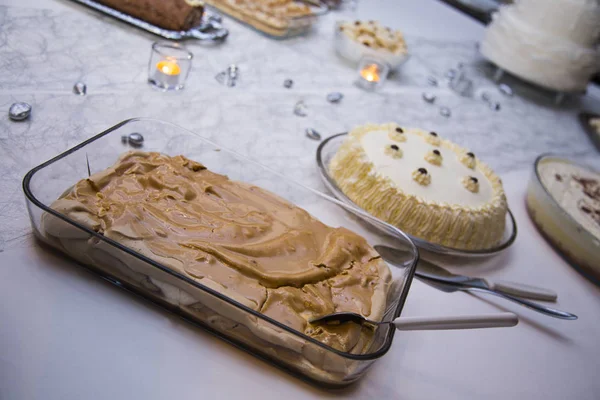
[1,1,600,399]
[2,0,600,252]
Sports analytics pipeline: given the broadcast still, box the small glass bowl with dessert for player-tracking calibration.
[335,20,409,70]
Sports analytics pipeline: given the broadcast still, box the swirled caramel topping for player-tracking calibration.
[51,151,391,352]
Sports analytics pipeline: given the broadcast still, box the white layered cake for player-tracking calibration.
[481,0,600,92]
[329,123,508,250]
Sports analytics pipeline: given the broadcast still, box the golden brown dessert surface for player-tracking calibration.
[50,151,391,351]
[95,0,204,31]
[204,0,314,36]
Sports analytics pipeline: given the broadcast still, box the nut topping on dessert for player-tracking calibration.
[339,20,407,55]
[462,176,480,193]
[425,149,443,166]
[460,151,476,169]
[412,167,431,186]
[388,126,407,142]
[426,131,441,146]
[385,144,403,158]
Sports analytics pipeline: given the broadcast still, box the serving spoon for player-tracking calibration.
[310,312,518,331]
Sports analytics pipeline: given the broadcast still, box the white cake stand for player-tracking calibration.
[479,47,587,105]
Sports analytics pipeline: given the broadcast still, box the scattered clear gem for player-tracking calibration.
[450,78,473,97]
[305,128,321,141]
[498,83,513,97]
[490,102,501,111]
[226,64,239,87]
[127,132,144,147]
[445,69,456,79]
[439,107,451,118]
[215,71,227,85]
[326,92,343,103]
[480,91,491,103]
[73,82,87,96]
[427,76,438,86]
[216,65,239,87]
[8,102,31,121]
[422,92,436,104]
[283,79,293,89]
[293,100,308,117]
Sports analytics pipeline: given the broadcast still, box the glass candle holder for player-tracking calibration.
[147,42,193,91]
[355,57,390,91]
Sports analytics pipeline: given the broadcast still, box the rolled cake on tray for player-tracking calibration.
[41,151,392,382]
[329,123,508,251]
[95,0,205,31]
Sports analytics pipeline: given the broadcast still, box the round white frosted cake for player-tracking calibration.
[480,0,600,92]
[329,123,508,250]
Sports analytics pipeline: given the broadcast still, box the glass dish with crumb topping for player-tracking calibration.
[203,0,328,38]
[22,118,418,387]
[526,154,600,282]
[334,20,410,70]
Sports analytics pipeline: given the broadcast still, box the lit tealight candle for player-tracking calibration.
[360,64,381,83]
[148,42,193,91]
[356,58,390,90]
[156,60,181,76]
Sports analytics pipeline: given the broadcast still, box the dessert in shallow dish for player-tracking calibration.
[527,155,600,282]
[326,123,510,252]
[23,118,418,387]
[45,151,392,352]
[203,0,326,38]
[334,20,409,70]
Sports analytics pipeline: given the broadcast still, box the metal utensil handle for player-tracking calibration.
[486,279,558,302]
[392,312,518,331]
[467,287,577,320]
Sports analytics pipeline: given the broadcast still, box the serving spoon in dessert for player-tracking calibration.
[310,312,518,331]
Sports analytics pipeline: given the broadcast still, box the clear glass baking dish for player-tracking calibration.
[526,154,600,283]
[203,0,328,39]
[22,118,418,387]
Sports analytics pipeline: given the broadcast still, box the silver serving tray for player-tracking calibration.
[69,0,228,41]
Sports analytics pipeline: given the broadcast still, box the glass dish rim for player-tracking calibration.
[152,41,194,60]
[532,153,600,247]
[316,132,518,257]
[22,117,419,361]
